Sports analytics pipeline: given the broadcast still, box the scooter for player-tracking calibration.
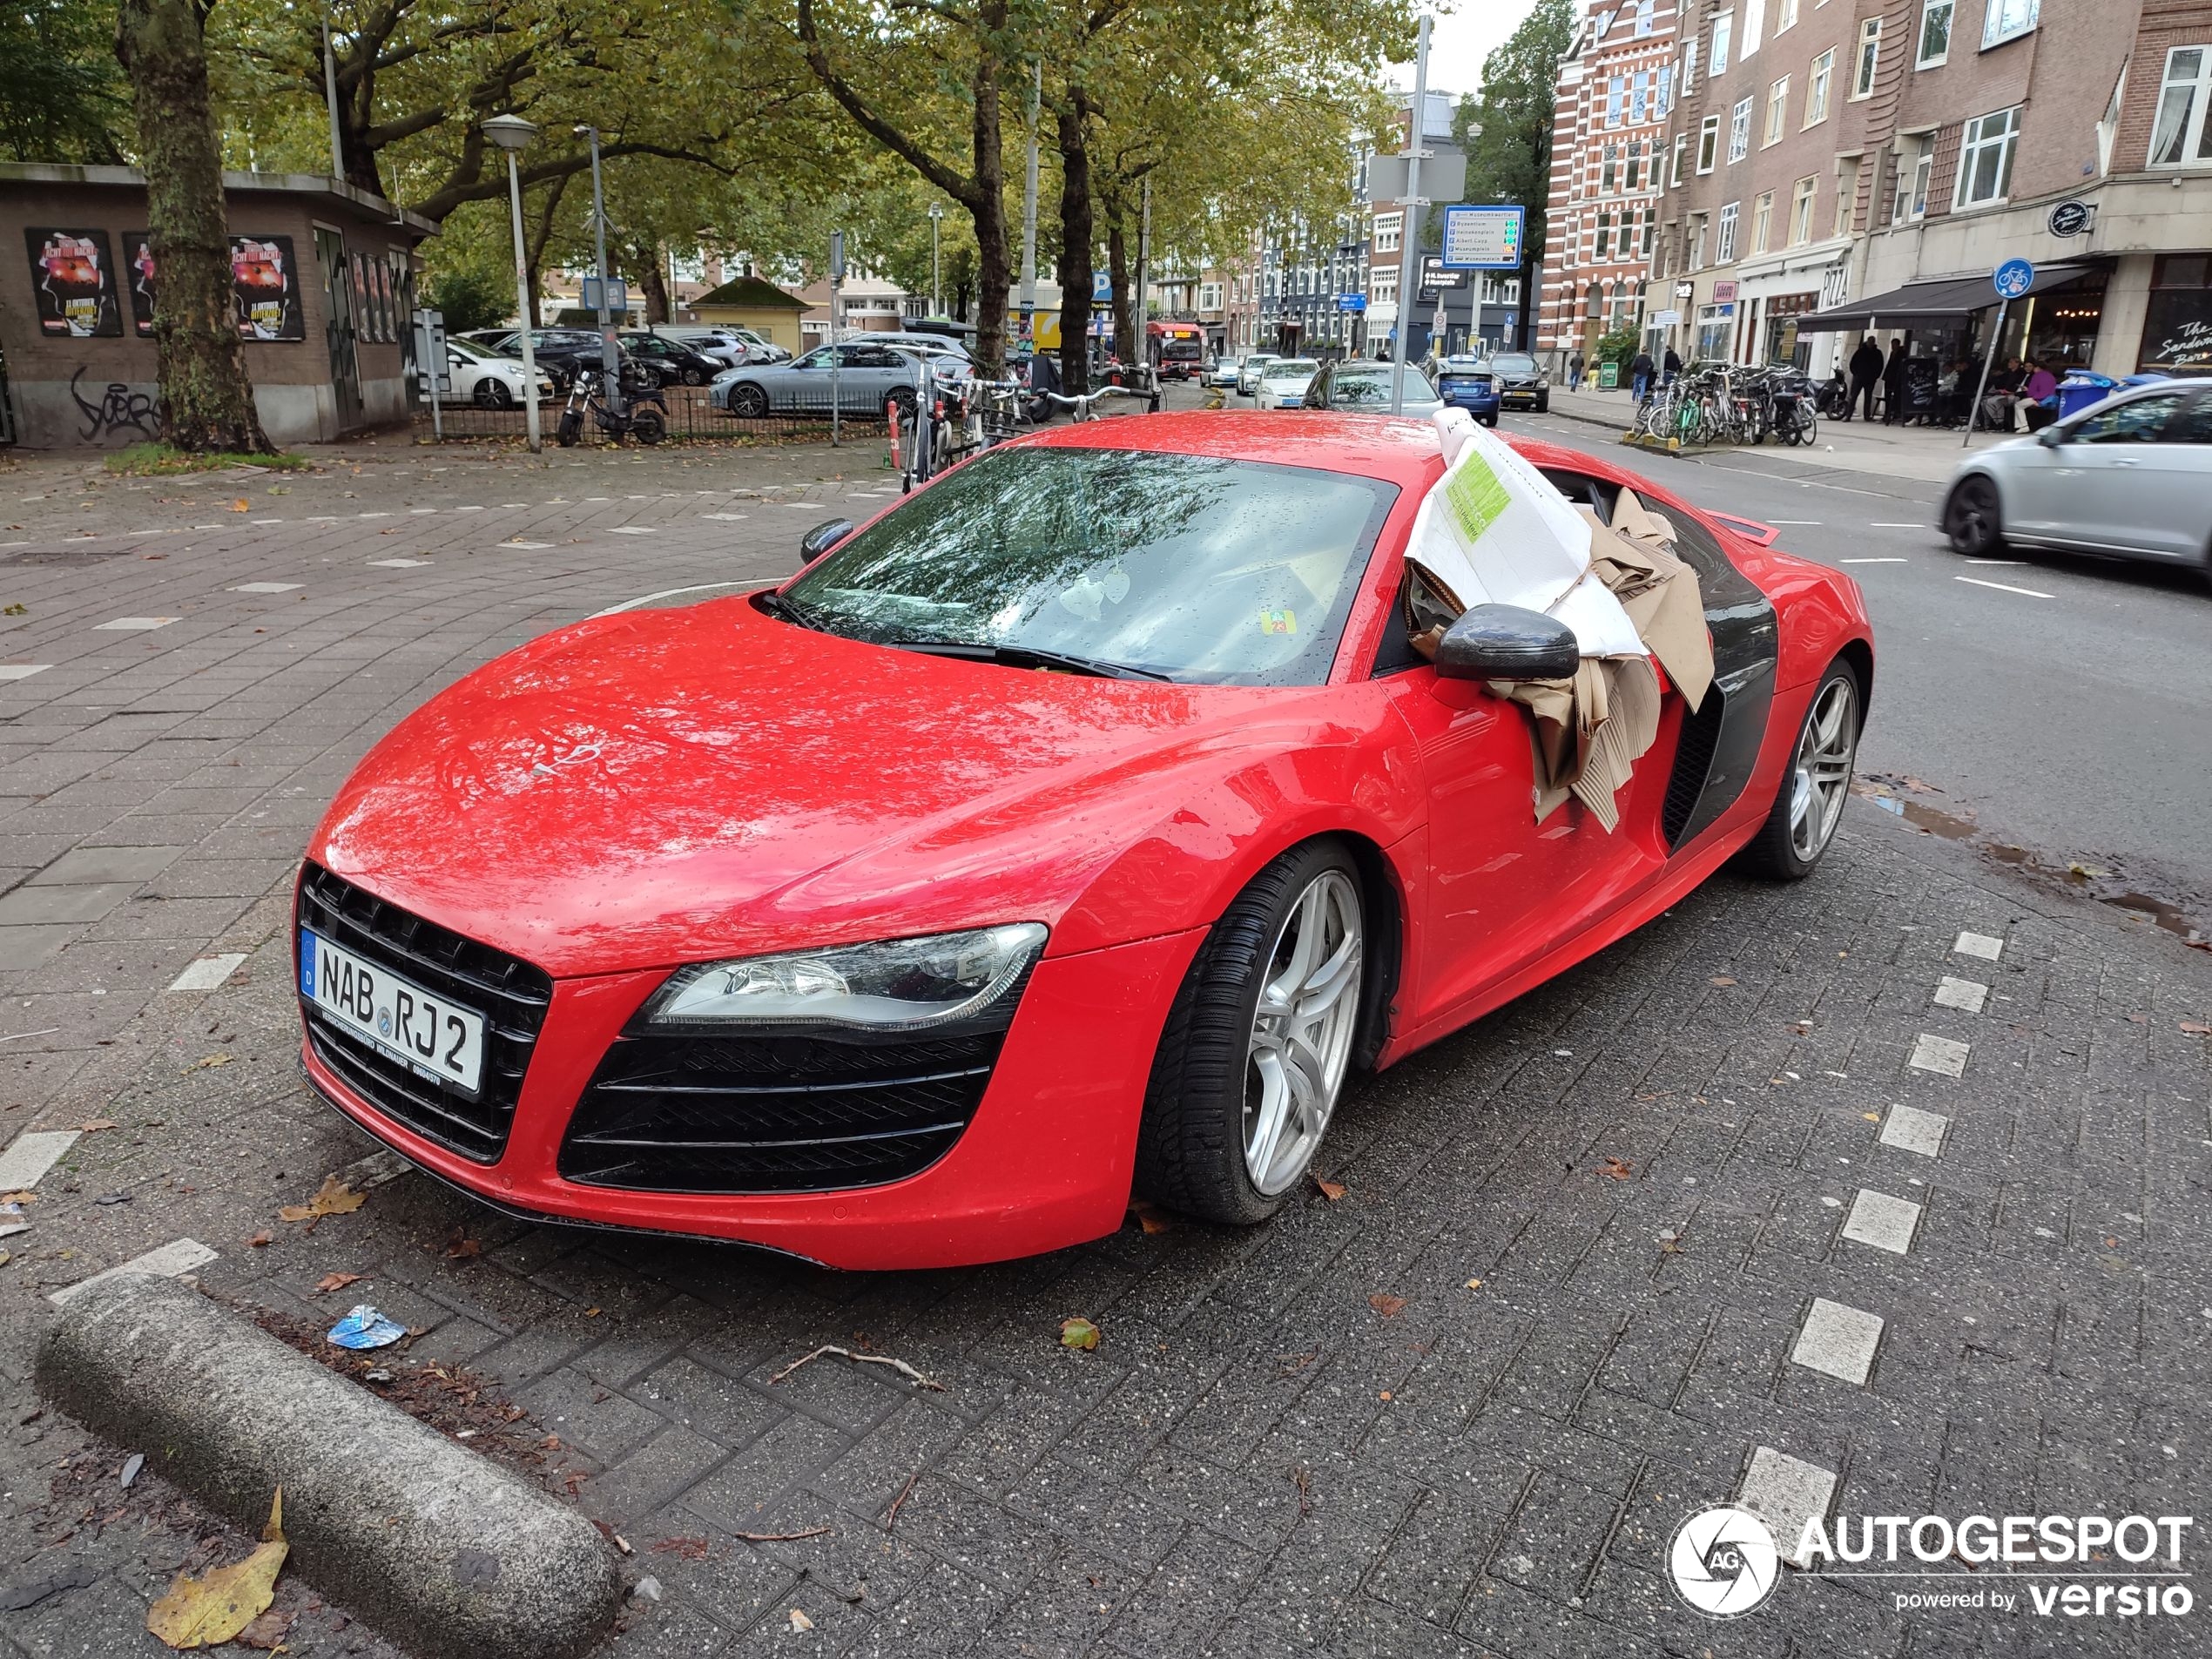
[556,364,668,447]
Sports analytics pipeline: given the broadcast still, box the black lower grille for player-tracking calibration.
[1662,685,1727,847]
[296,862,552,1162]
[558,1029,1003,1193]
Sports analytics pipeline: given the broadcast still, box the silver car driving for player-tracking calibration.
[1941,379,2212,570]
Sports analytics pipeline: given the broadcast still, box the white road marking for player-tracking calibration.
[1955,576,2053,598]
[1964,558,2024,565]
[1932,975,1987,1014]
[1908,1033,1970,1077]
[1842,1189,1922,1254]
[232,582,300,594]
[49,1238,219,1307]
[1792,1298,1885,1386]
[1841,557,1909,563]
[167,953,247,992]
[700,513,749,521]
[357,512,391,519]
[604,526,657,535]
[1880,1104,1949,1157]
[95,617,179,631]
[500,502,528,509]
[590,581,766,617]
[0,1130,81,1190]
[1953,930,2004,961]
[501,541,555,550]
[307,515,339,522]
[0,664,52,681]
[1770,519,1824,525]
[410,508,438,515]
[1738,1448,1838,1568]
[369,557,432,568]
[1869,522,1923,528]
[250,517,287,525]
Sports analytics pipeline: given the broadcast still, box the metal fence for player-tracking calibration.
[413,384,894,446]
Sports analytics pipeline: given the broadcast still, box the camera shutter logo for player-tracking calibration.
[1669,1507,1782,1617]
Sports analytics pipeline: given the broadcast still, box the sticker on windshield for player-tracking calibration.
[1258,608,1298,636]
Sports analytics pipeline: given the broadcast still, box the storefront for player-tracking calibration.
[1761,293,1820,368]
[2137,254,2212,373]
[1693,299,1734,363]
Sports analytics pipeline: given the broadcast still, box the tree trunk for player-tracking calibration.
[522,174,570,329]
[115,0,270,453]
[1105,206,1134,368]
[967,3,1011,377]
[631,246,671,323]
[1054,92,1093,395]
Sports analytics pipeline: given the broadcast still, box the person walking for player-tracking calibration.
[1630,347,1655,404]
[1880,339,1908,425]
[1662,346,1683,387]
[1568,349,1586,391]
[1847,335,1883,422]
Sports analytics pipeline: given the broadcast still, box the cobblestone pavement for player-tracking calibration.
[2,430,2209,1658]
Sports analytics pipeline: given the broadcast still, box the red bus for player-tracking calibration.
[1145,320,1204,381]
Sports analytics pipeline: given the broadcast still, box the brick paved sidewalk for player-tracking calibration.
[2,436,2209,1658]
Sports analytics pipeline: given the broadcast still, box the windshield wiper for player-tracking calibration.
[885,638,1173,681]
[754,589,819,631]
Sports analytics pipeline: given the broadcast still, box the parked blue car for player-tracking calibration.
[1433,354,1502,426]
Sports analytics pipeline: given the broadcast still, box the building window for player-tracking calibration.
[1917,1,1953,67]
[1716,201,1740,262]
[1642,209,1656,255]
[1698,116,1721,172]
[1672,132,1690,185]
[1743,0,1766,57]
[1803,50,1834,128]
[1750,192,1774,253]
[1765,78,1791,144]
[1596,212,1613,259]
[1834,158,1858,235]
[1689,215,1709,270]
[2150,46,2212,167]
[1729,97,1753,162]
[1372,266,1398,306]
[1199,281,1223,311]
[1852,17,1881,98]
[1631,70,1652,124]
[1626,141,1642,190]
[1954,105,2021,206]
[1586,282,1604,320]
[1982,0,2038,49]
[1789,175,1817,244]
[1777,0,1798,33]
[1608,75,1627,125]
[1683,40,1700,95]
[1711,12,1733,75]
[1659,64,1676,116]
[1374,212,1402,253]
[2140,253,2212,371]
[1893,136,1933,220]
[1636,0,1656,37]
[1602,144,1619,192]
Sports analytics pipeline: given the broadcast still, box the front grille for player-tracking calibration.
[296,862,553,1162]
[558,1028,1006,1194]
[1662,685,1728,848]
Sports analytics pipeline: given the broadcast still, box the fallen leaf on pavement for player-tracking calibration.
[227,499,250,512]
[189,1053,233,1071]
[1465,1278,1482,1291]
[314,1271,361,1295]
[2180,1022,2211,1036]
[649,1538,710,1560]
[278,1176,365,1223]
[1709,976,1737,987]
[443,1230,482,1260]
[1368,1292,1408,1318]
[147,1488,286,1649]
[75,1120,117,1134]
[235,1608,293,1650]
[789,1608,815,1632]
[1060,1317,1101,1351]
[1129,1198,1175,1234]
[1599,1157,1635,1180]
[1312,1174,1347,1201]
[246,1231,272,1249]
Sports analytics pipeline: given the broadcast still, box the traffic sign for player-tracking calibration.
[1993,258,2034,300]
[1336,293,1366,313]
[1439,206,1525,270]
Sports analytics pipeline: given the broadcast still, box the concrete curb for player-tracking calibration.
[35,1273,620,1659]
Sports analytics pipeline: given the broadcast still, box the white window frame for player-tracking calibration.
[2148,46,2212,168]
[1953,105,2021,208]
[1743,0,1766,57]
[1716,201,1740,263]
[1789,176,1817,245]
[1852,17,1881,99]
[1636,0,1656,37]
[1683,40,1700,95]
[1898,138,1933,220]
[1806,49,1834,125]
[1199,281,1223,311]
[1981,0,2038,50]
[1917,0,1954,68]
[1596,211,1613,260]
[1711,11,1734,76]
[1631,69,1652,124]
[1697,115,1721,173]
[1729,97,1754,163]
[1777,0,1799,33]
[1627,139,1643,191]
[1373,212,1402,253]
[1750,191,1774,253]
[1672,132,1690,186]
[1765,77,1791,145]
[1372,266,1398,306]
[1689,215,1709,270]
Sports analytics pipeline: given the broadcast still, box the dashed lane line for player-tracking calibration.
[368,558,432,568]
[0,664,52,681]
[1869,522,1925,528]
[1841,557,1909,564]
[0,1130,80,1190]
[232,583,300,594]
[1956,576,2054,599]
[94,617,179,631]
[167,953,247,992]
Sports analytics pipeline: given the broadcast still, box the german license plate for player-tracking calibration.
[300,927,485,1096]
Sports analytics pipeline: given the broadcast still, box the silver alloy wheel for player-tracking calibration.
[1243,869,1363,1196]
[1788,677,1858,861]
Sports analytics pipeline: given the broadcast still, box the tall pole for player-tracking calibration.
[1136,175,1151,372]
[321,12,345,181]
[1964,297,2007,448]
[830,230,844,448]
[1020,62,1041,344]
[583,126,621,418]
[1391,14,1432,415]
[929,205,943,315]
[505,152,542,452]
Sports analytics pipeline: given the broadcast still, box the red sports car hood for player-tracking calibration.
[311,597,1333,976]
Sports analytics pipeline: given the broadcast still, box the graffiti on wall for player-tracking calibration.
[70,367,158,442]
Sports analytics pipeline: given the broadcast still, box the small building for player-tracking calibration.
[1,161,434,449]
[689,274,808,353]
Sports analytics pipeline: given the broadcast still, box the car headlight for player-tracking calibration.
[642,923,1048,1032]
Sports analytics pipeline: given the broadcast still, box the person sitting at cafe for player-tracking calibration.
[1935,360,1966,427]
[1979,356,2025,433]
[2020,359,2060,432]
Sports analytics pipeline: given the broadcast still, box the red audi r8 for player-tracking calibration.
[297,414,1872,1269]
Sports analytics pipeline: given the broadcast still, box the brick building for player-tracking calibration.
[1537,0,1683,368]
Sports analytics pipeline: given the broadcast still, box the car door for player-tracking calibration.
[2136,390,2212,559]
[779,347,833,413]
[2030,392,2188,551]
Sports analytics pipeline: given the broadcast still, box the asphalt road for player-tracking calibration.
[1502,408,2212,941]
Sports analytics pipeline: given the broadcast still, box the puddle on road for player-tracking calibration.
[1854,776,2211,953]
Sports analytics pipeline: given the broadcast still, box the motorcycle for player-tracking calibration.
[556,363,668,447]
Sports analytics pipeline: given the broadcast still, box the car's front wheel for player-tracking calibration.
[1740,663,1861,880]
[1944,475,2004,556]
[1136,841,1366,1224]
[726,383,769,419]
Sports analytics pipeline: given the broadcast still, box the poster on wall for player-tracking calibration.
[232,235,304,341]
[125,232,158,336]
[24,228,123,336]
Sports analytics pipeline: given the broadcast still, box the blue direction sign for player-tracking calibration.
[1993,258,2034,300]
[1337,293,1366,313]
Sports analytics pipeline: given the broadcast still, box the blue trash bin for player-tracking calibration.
[2055,372,2116,420]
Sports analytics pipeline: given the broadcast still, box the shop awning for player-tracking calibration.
[1796,265,2092,332]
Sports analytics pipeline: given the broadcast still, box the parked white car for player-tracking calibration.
[435,338,556,409]
[1253,358,1322,410]
[1940,378,2212,570]
[1235,353,1281,395]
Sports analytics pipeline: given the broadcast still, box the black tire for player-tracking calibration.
[556,410,583,448]
[681,367,705,387]
[1944,474,2003,556]
[475,379,515,411]
[1738,661,1862,880]
[631,406,666,445]
[1536,395,1550,413]
[726,383,769,419]
[1480,413,1499,428]
[1135,840,1366,1224]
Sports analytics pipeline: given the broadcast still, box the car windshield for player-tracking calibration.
[1492,354,1539,376]
[780,446,1397,685]
[1264,360,1319,381]
[1329,367,1437,406]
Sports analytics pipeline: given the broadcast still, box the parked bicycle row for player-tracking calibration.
[1627,363,1824,450]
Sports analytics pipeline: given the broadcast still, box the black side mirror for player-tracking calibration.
[799,518,853,568]
[2036,425,2066,448]
[1433,604,1581,681]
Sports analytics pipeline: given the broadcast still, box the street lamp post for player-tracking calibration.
[927,202,944,316]
[321,10,345,181]
[481,113,542,453]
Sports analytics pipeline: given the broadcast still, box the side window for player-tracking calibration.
[2075,395,2182,443]
[2155,395,2212,443]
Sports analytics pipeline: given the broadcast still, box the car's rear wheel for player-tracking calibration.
[726,383,769,419]
[475,379,515,411]
[1136,841,1365,1224]
[681,367,705,386]
[1944,475,2003,556]
[1740,663,1861,880]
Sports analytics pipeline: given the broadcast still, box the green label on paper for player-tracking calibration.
[1444,451,1511,543]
